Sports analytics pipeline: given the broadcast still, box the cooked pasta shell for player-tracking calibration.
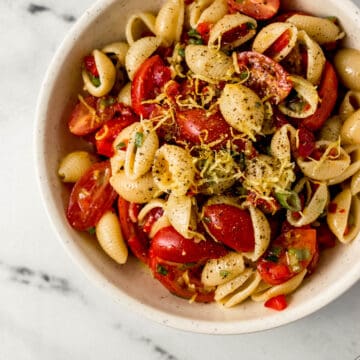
[125,36,162,80]
[242,205,271,261]
[152,144,195,195]
[351,170,360,196]
[102,42,129,67]
[286,14,344,45]
[334,48,360,92]
[164,193,197,238]
[319,115,343,142]
[110,170,159,203]
[110,123,139,175]
[270,124,297,162]
[252,22,297,62]
[187,0,227,28]
[125,12,157,45]
[208,13,257,50]
[279,75,318,118]
[117,82,132,106]
[327,187,360,244]
[96,211,128,264]
[251,269,307,302]
[287,179,329,227]
[215,269,262,307]
[124,122,159,180]
[82,49,116,97]
[219,83,264,140]
[296,141,350,181]
[328,145,360,185]
[184,44,234,81]
[201,252,245,287]
[339,90,360,122]
[155,0,185,46]
[341,109,360,145]
[297,30,325,85]
[58,151,97,183]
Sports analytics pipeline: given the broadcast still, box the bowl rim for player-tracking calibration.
[34,0,360,334]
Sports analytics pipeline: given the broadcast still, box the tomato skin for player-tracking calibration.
[151,226,228,264]
[203,204,255,252]
[83,55,99,77]
[227,0,280,20]
[196,22,212,43]
[264,29,291,59]
[236,51,292,104]
[117,197,150,264]
[264,294,288,311]
[302,62,338,131]
[257,228,317,285]
[95,109,137,157]
[150,257,215,302]
[131,55,172,118]
[297,127,315,158]
[68,96,100,136]
[66,161,117,231]
[176,109,232,149]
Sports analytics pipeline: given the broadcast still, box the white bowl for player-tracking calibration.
[35,0,360,334]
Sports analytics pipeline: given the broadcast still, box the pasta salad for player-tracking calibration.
[58,0,360,311]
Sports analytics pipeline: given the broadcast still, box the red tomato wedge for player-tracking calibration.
[150,257,215,302]
[131,55,171,118]
[66,161,117,231]
[227,0,280,20]
[264,294,288,311]
[264,29,291,59]
[301,61,338,131]
[176,109,232,149]
[150,226,228,264]
[117,197,150,264]
[203,204,255,252]
[257,228,317,285]
[236,51,292,104]
[68,96,100,136]
[94,104,138,157]
[83,55,99,77]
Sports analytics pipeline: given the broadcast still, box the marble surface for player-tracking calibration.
[1,0,360,359]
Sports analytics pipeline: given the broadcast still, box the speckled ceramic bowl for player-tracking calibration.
[35,0,360,334]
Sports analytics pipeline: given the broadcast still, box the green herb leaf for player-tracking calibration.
[188,28,202,39]
[246,22,256,30]
[116,141,126,150]
[220,270,230,279]
[135,132,144,148]
[239,71,249,80]
[89,74,101,87]
[275,191,301,211]
[288,248,310,261]
[156,264,168,276]
[189,38,203,45]
[87,227,96,235]
[178,47,185,57]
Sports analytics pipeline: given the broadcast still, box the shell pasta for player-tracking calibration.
[59,0,360,311]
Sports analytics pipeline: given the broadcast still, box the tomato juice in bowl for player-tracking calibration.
[35,0,360,334]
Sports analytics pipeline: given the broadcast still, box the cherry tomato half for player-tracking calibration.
[257,228,317,285]
[264,294,288,311]
[66,161,117,231]
[236,51,292,104]
[301,61,338,131]
[203,204,255,252]
[95,104,138,157]
[131,55,172,118]
[227,0,280,20]
[176,109,232,149]
[150,257,215,302]
[117,197,150,264]
[151,226,228,264]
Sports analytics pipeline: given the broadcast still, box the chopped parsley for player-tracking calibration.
[156,264,168,276]
[116,141,126,150]
[220,270,230,279]
[246,22,256,30]
[135,132,144,147]
[87,227,96,235]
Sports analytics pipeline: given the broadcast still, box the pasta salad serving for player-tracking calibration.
[58,0,360,311]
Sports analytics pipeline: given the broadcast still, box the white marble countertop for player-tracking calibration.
[1,0,360,359]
